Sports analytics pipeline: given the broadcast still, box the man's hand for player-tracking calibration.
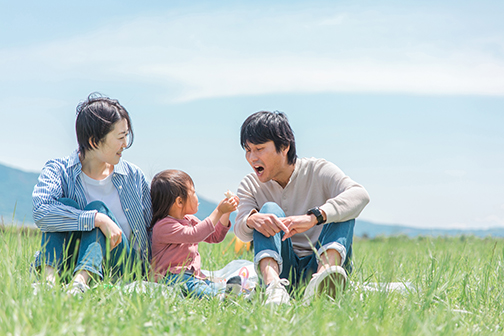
[246,213,289,237]
[281,214,317,240]
[94,212,123,250]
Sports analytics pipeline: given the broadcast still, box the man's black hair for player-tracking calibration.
[240,111,297,165]
[75,92,134,158]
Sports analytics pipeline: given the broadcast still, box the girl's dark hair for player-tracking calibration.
[150,169,194,230]
[76,92,134,158]
[240,111,297,165]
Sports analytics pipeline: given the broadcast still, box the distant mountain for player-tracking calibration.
[0,163,39,225]
[1,162,502,237]
[354,219,504,239]
[0,162,232,227]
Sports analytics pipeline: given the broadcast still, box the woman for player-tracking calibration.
[32,93,151,294]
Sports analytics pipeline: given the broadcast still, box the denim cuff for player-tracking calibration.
[254,249,283,280]
[32,250,61,271]
[74,264,103,279]
[317,242,346,266]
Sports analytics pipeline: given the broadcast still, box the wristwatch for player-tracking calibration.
[307,207,325,225]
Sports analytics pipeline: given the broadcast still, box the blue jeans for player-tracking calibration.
[164,272,223,299]
[34,198,141,280]
[253,202,354,287]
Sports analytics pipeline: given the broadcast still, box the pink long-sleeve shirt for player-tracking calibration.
[151,215,230,281]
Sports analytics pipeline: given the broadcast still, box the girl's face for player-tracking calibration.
[182,182,199,215]
[92,119,129,166]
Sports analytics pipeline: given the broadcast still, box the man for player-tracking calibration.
[234,111,370,305]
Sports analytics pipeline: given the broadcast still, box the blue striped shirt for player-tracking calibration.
[32,150,152,260]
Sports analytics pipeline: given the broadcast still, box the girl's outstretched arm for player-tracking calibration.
[204,196,239,243]
[207,196,239,226]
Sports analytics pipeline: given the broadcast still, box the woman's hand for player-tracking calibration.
[94,212,122,250]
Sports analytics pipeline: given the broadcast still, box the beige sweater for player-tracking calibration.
[234,157,370,257]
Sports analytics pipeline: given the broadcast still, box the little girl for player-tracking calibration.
[150,169,240,298]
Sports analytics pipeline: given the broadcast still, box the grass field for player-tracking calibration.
[1,225,503,335]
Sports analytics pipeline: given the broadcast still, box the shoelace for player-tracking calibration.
[277,278,290,287]
[69,281,89,293]
[267,278,290,291]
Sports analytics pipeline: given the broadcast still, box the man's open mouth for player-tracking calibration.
[254,166,264,174]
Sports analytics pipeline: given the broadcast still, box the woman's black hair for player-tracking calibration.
[75,92,134,158]
[150,169,194,231]
[240,111,297,165]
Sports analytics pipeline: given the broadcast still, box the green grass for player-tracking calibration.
[1,226,503,335]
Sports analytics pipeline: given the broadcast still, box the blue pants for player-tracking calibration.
[253,202,354,287]
[34,198,141,280]
[164,272,223,299]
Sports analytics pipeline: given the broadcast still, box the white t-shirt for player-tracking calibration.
[80,171,132,240]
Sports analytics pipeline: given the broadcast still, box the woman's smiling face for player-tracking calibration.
[245,140,292,187]
[92,118,129,166]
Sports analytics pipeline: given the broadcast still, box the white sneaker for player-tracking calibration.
[264,278,291,306]
[303,265,347,304]
[67,281,90,297]
[225,275,243,296]
[32,281,54,295]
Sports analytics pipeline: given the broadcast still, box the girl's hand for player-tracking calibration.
[217,195,239,214]
[94,212,123,250]
[209,196,240,226]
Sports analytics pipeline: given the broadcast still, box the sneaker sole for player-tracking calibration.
[318,269,346,298]
[225,283,242,296]
[303,266,347,304]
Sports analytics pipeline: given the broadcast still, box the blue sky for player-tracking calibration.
[1,0,503,229]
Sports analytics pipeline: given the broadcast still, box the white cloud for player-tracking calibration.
[476,215,504,228]
[134,58,504,102]
[1,6,503,102]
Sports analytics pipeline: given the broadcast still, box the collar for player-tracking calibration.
[71,149,128,176]
[165,215,193,226]
[114,159,128,176]
[69,150,83,178]
[290,158,301,183]
[69,150,82,168]
[272,160,299,189]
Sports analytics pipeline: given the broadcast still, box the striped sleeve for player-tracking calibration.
[32,160,96,232]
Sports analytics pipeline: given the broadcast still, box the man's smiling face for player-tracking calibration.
[245,140,292,187]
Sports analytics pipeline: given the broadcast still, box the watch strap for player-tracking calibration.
[307,207,325,225]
